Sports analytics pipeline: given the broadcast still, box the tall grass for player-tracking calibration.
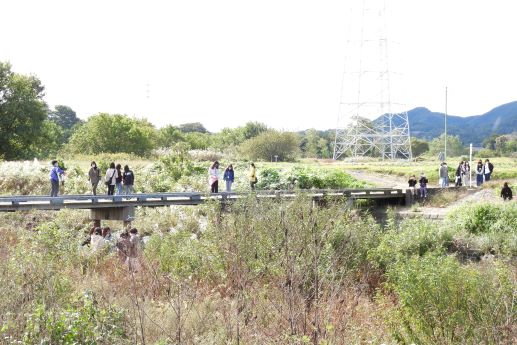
[0,195,515,343]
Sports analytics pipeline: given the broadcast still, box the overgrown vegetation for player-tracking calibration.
[0,195,515,344]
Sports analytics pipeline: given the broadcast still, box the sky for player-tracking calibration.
[2,0,517,132]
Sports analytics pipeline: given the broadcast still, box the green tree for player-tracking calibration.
[212,127,245,150]
[0,62,48,159]
[48,105,82,130]
[429,134,464,157]
[240,130,300,161]
[303,129,321,158]
[241,121,268,140]
[410,137,430,157]
[183,132,211,150]
[212,122,268,151]
[67,113,157,155]
[494,133,517,154]
[30,120,65,157]
[482,134,498,150]
[157,125,185,148]
[178,122,208,133]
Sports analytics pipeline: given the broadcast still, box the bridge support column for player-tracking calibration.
[90,206,135,228]
[405,189,413,206]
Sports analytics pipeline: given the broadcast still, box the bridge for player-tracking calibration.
[0,188,414,226]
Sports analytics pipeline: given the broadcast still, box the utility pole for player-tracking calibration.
[444,86,448,161]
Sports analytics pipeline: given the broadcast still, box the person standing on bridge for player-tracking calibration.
[88,161,101,195]
[115,164,123,195]
[249,163,258,190]
[49,160,65,197]
[408,175,417,196]
[419,173,428,198]
[105,162,118,195]
[208,161,220,193]
[123,165,135,194]
[223,164,234,192]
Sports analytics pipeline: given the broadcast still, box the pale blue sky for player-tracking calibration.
[2,0,516,131]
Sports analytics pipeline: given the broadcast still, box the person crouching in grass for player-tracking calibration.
[501,182,513,201]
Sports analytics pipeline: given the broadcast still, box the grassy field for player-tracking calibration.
[297,156,517,183]
[1,154,515,196]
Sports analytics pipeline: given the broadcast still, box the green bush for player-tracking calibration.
[257,166,368,190]
[369,217,453,270]
[21,292,126,344]
[446,203,517,255]
[384,255,516,344]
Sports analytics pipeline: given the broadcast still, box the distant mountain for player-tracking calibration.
[377,101,517,146]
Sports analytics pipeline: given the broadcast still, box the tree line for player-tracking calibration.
[2,61,512,161]
[0,61,337,161]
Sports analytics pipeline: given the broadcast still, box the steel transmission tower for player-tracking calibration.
[333,0,412,160]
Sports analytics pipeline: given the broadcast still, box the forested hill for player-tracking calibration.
[404,101,517,145]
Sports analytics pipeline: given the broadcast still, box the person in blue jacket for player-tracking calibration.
[223,164,235,192]
[49,160,65,197]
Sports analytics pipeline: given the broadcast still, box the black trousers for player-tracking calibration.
[211,180,218,193]
[107,184,115,195]
[50,179,60,197]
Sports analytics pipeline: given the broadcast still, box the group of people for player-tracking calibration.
[49,160,135,197]
[438,159,494,188]
[208,161,258,193]
[408,158,514,202]
[82,226,142,271]
[408,173,429,198]
[91,161,135,196]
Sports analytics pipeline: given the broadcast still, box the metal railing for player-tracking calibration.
[0,188,408,212]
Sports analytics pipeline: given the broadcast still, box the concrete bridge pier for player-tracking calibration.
[90,206,135,229]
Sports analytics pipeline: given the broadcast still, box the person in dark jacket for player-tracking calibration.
[49,160,65,197]
[484,159,494,181]
[476,160,484,187]
[223,164,235,192]
[501,182,513,201]
[455,161,463,187]
[439,162,449,188]
[122,165,135,194]
[88,161,101,195]
[408,175,417,196]
[419,173,428,198]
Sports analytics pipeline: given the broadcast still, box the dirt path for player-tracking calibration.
[348,170,407,188]
[349,170,507,219]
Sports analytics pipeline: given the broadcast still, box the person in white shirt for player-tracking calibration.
[484,159,494,182]
[90,227,106,253]
[208,161,220,193]
[105,162,119,195]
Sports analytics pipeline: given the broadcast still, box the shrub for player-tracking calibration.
[446,203,517,255]
[369,217,453,270]
[239,130,300,161]
[384,255,516,344]
[21,292,126,344]
[257,166,368,190]
[66,113,157,156]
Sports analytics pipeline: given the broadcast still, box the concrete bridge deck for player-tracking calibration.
[0,188,410,212]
